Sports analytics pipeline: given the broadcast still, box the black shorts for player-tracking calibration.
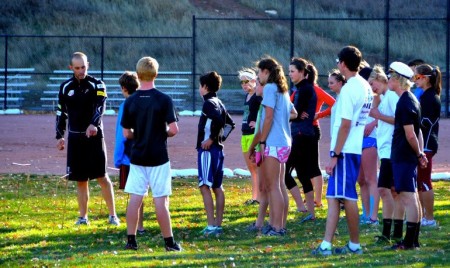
[377,158,394,189]
[67,134,107,181]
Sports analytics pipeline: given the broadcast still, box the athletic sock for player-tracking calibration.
[404,222,417,247]
[164,236,175,247]
[414,221,421,247]
[382,218,393,238]
[393,219,404,239]
[348,241,361,251]
[127,235,137,245]
[320,240,332,250]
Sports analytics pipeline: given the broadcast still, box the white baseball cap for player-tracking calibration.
[389,61,414,79]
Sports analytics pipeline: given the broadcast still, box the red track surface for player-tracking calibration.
[0,114,449,176]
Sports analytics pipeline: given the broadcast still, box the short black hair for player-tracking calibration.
[338,46,362,72]
[199,71,222,93]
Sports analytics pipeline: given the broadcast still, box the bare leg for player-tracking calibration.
[256,168,268,227]
[357,167,369,220]
[323,198,340,242]
[126,194,144,235]
[280,163,288,229]
[304,190,315,218]
[77,181,89,218]
[399,192,420,223]
[262,157,284,231]
[362,147,380,220]
[243,150,259,201]
[200,185,215,226]
[379,187,394,219]
[154,196,173,238]
[289,186,307,212]
[312,175,324,205]
[419,190,435,220]
[213,187,225,226]
[344,199,360,244]
[97,174,117,216]
[137,203,145,231]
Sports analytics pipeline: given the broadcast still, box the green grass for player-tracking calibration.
[0,173,449,267]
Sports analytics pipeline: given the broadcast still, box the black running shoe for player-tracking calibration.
[165,242,182,252]
[125,243,138,250]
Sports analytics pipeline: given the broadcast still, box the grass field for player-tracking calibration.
[0,174,449,267]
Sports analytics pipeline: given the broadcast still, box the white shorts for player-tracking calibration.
[124,162,172,198]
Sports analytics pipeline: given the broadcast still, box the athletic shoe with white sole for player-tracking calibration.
[334,243,363,255]
[422,218,437,227]
[311,245,332,256]
[165,241,182,252]
[108,215,120,226]
[75,217,89,225]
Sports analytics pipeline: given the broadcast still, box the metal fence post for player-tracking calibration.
[384,0,390,69]
[3,35,8,110]
[446,0,450,117]
[192,15,196,112]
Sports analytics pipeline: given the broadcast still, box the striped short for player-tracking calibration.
[326,153,361,201]
[198,145,224,188]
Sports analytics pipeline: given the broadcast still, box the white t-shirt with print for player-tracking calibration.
[330,74,373,154]
[377,89,399,159]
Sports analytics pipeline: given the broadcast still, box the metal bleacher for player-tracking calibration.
[41,70,191,112]
[0,68,34,110]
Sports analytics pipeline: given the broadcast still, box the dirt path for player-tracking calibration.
[0,114,449,176]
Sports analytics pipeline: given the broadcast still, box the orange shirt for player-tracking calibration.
[313,85,335,126]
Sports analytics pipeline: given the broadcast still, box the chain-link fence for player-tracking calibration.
[1,0,449,116]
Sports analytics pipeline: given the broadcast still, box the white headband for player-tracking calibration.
[239,71,256,80]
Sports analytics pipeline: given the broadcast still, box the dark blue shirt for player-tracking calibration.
[391,91,421,163]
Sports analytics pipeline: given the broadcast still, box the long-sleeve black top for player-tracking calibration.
[56,75,107,139]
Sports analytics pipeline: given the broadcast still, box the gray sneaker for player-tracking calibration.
[108,215,120,226]
[246,222,261,232]
[75,217,89,225]
[311,245,332,256]
[334,243,363,255]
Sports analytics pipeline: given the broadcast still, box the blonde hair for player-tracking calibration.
[136,57,159,81]
[368,64,388,84]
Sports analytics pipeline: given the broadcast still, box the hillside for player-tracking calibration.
[1,0,447,111]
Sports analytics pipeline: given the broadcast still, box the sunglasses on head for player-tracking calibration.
[240,80,250,84]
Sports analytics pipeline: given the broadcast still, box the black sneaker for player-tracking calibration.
[125,242,138,250]
[166,241,182,252]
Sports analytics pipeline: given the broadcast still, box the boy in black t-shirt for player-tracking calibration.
[121,57,181,251]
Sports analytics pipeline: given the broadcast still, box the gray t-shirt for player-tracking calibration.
[260,83,293,147]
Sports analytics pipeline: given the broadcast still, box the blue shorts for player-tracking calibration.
[362,137,377,149]
[197,145,224,188]
[392,162,417,193]
[326,153,361,201]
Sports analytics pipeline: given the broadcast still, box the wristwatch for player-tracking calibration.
[330,151,342,158]
[259,141,266,145]
[417,153,425,159]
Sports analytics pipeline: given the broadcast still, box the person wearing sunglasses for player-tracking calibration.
[238,68,262,206]
[407,59,426,100]
[413,64,442,228]
[388,61,428,250]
